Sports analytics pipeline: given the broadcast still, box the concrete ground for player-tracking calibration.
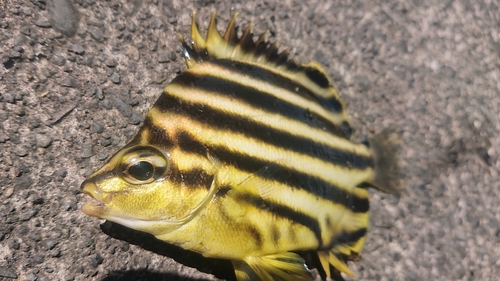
[1,0,499,280]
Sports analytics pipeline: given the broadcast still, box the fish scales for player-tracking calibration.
[81,11,400,281]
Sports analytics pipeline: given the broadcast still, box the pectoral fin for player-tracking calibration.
[232,252,313,281]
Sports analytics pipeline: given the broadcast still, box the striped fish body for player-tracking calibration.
[142,57,373,257]
[81,12,399,281]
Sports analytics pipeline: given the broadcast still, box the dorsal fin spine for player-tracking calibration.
[181,11,349,124]
[223,12,239,43]
[191,11,206,55]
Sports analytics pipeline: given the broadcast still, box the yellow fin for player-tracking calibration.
[317,251,331,278]
[328,251,354,277]
[233,252,313,281]
[180,11,345,115]
[317,250,357,281]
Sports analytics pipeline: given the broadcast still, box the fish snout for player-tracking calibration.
[81,180,102,201]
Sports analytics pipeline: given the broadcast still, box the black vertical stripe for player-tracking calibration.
[340,121,353,139]
[214,185,232,198]
[271,225,280,245]
[177,168,214,190]
[236,192,322,245]
[208,60,344,113]
[143,117,175,148]
[152,93,373,170]
[214,199,263,249]
[175,130,208,156]
[165,127,369,213]
[321,228,367,252]
[303,66,330,89]
[335,228,367,249]
[212,144,368,213]
[325,215,333,229]
[351,196,369,213]
[245,224,263,249]
[170,70,348,138]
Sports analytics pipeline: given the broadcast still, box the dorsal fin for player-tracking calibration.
[180,11,345,110]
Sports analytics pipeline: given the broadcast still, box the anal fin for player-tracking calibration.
[317,250,355,281]
[232,252,313,281]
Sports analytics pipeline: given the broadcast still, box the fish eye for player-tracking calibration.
[119,146,169,185]
[128,161,154,181]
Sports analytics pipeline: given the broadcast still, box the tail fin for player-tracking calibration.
[366,129,402,195]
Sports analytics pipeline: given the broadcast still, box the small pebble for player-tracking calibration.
[21,6,32,16]
[0,133,9,143]
[10,51,21,59]
[110,72,120,84]
[128,21,136,32]
[3,93,15,103]
[91,122,104,133]
[68,44,85,55]
[3,187,14,198]
[90,88,102,100]
[105,58,117,67]
[15,176,32,190]
[101,99,112,109]
[100,139,111,147]
[35,134,52,148]
[19,209,37,221]
[80,143,93,158]
[48,0,79,37]
[35,17,51,28]
[129,98,139,107]
[62,198,77,211]
[12,147,28,157]
[15,34,27,46]
[10,8,20,15]
[125,45,139,61]
[169,51,177,61]
[43,241,58,250]
[110,94,132,117]
[13,106,25,116]
[89,27,103,41]
[61,77,78,88]
[55,169,67,178]
[82,53,94,66]
[0,267,17,279]
[32,196,44,205]
[25,272,37,281]
[50,249,61,258]
[97,152,108,161]
[51,54,66,66]
[157,54,168,63]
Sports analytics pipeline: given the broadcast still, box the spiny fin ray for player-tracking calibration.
[233,252,313,281]
[180,11,345,113]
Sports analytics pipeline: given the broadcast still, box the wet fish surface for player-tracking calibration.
[81,11,400,281]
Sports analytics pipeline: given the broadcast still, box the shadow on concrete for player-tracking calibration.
[99,221,236,281]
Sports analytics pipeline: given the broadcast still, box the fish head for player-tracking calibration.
[80,144,217,235]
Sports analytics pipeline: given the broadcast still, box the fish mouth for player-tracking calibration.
[80,180,108,218]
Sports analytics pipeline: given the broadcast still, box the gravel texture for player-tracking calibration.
[1,0,499,280]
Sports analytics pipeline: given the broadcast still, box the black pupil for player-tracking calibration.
[128,161,154,181]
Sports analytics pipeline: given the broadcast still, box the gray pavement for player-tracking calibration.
[0,0,499,280]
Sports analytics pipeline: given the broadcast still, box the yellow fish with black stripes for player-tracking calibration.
[81,11,400,281]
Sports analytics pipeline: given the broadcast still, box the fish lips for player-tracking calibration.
[80,180,111,218]
[81,198,108,218]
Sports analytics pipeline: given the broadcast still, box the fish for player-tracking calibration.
[80,11,400,281]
